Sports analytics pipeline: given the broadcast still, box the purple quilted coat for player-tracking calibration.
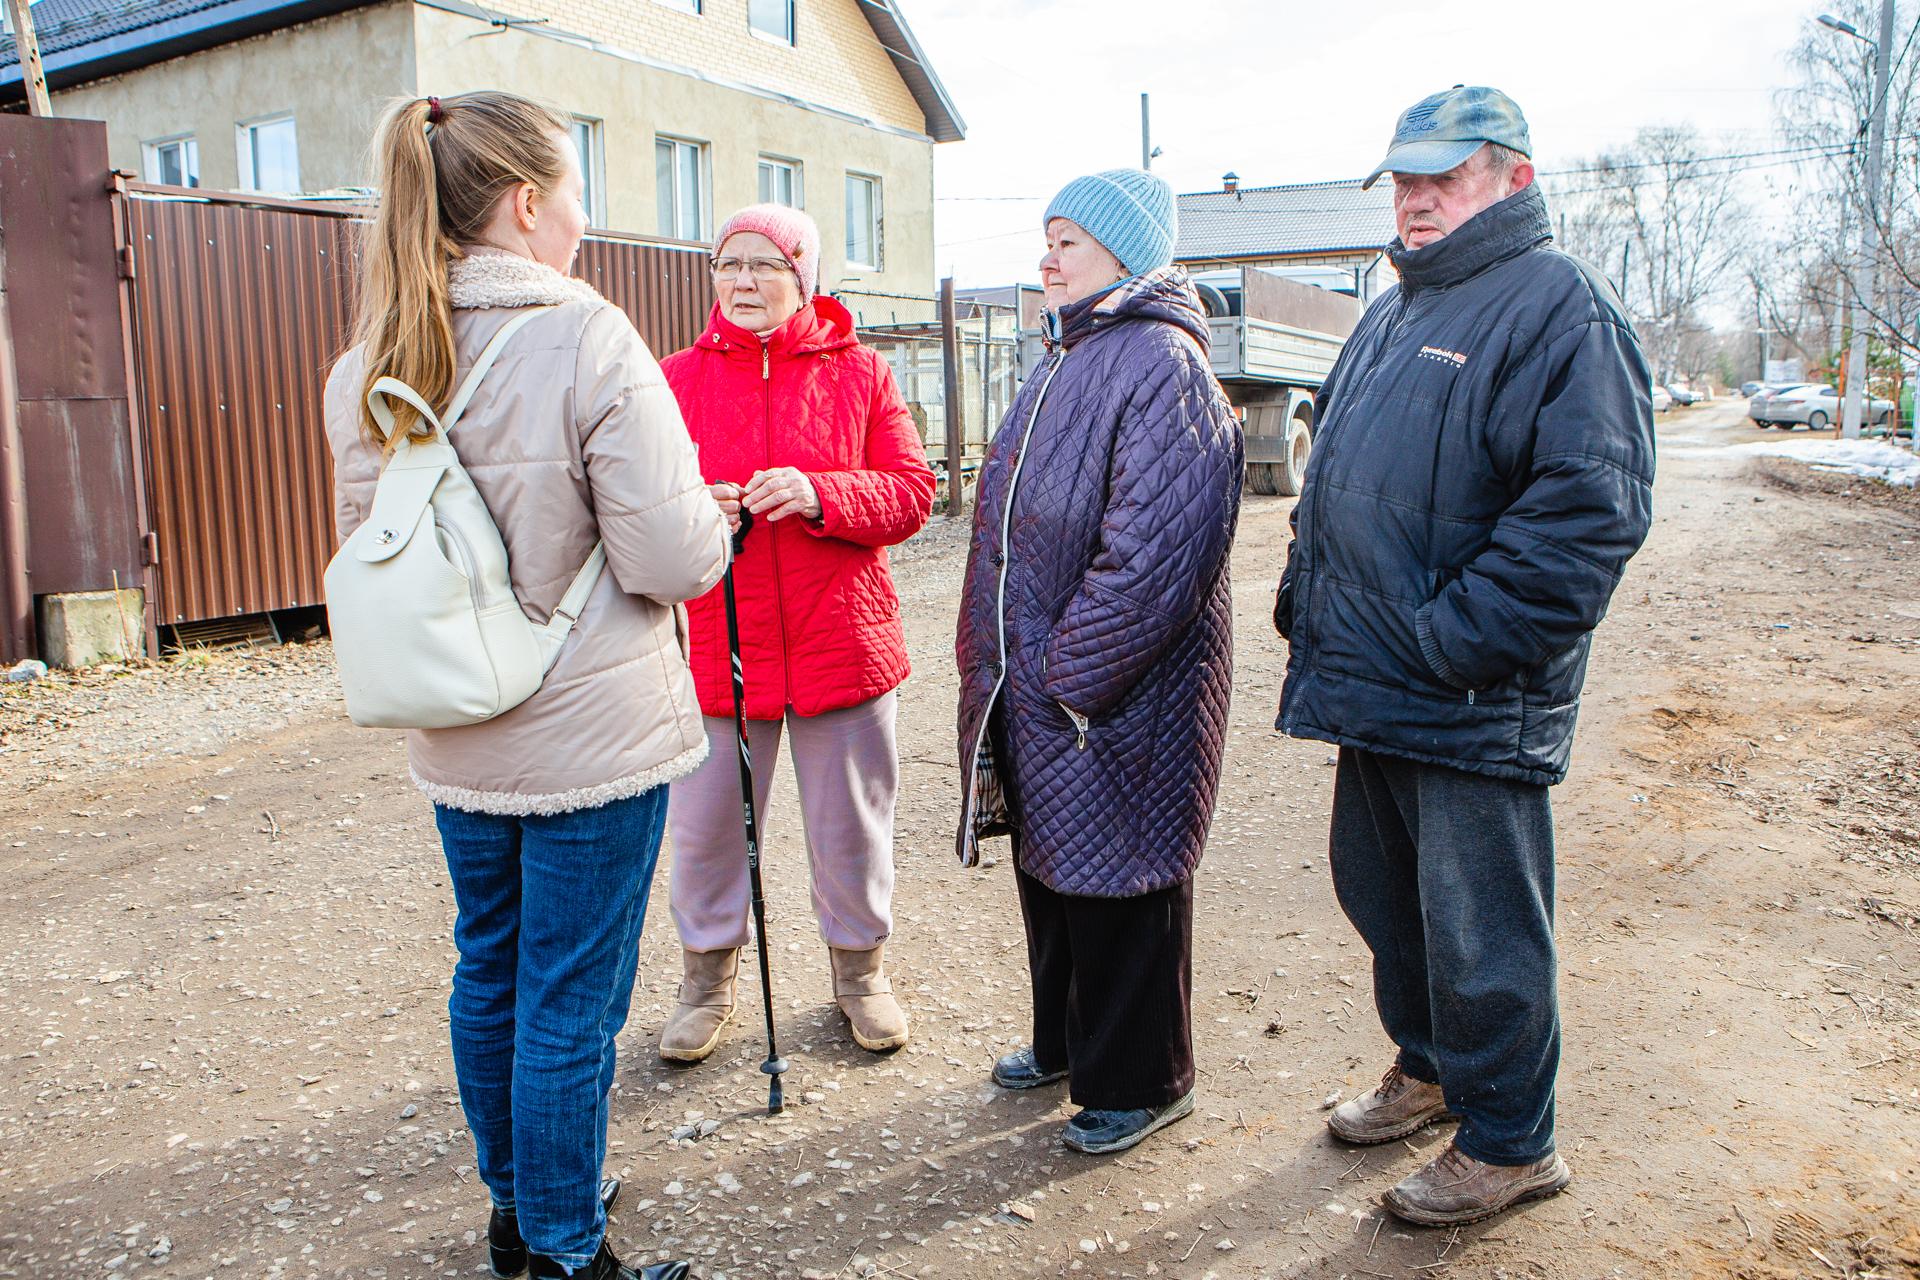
[954,268,1244,896]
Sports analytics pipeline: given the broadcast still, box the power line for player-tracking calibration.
[933,138,1895,208]
[1535,138,1866,177]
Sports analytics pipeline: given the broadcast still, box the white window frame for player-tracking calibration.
[570,116,606,227]
[142,134,200,188]
[652,0,701,10]
[235,114,300,194]
[757,154,804,209]
[747,0,796,45]
[844,171,883,271]
[655,135,711,242]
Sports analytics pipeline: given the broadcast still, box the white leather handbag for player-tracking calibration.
[324,308,605,729]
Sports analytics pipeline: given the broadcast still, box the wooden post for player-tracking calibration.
[940,276,964,520]
[3,0,53,118]
[0,232,33,663]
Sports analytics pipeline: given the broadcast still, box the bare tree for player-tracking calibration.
[1776,0,1920,363]
[1547,126,1751,384]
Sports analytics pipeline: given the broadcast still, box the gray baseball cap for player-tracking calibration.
[1361,86,1532,190]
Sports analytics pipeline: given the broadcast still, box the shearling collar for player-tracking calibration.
[447,248,603,310]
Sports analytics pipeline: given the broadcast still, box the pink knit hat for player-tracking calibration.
[714,204,823,298]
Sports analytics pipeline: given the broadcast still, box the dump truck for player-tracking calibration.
[1190,266,1362,496]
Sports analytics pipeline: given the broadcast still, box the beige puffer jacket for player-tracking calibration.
[324,249,729,815]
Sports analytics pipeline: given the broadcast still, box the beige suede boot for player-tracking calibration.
[829,945,909,1052]
[658,947,739,1063]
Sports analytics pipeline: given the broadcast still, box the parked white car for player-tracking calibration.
[1754,383,1895,430]
[1651,383,1674,413]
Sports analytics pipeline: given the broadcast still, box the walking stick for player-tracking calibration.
[722,507,788,1114]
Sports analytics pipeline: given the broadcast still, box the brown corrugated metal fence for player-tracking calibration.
[122,185,710,627]
[126,191,356,625]
[575,230,711,361]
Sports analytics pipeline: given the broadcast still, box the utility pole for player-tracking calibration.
[1837,0,1895,441]
[1140,93,1152,170]
[2,0,52,117]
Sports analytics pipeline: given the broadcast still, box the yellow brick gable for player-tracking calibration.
[524,0,926,136]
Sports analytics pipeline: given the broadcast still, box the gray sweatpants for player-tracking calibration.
[667,692,897,953]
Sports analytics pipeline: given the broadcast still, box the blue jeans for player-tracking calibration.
[433,786,668,1270]
[1329,748,1559,1165]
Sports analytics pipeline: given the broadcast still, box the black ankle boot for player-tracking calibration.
[488,1178,624,1278]
[527,1236,691,1280]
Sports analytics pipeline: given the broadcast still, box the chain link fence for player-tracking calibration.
[839,286,1024,516]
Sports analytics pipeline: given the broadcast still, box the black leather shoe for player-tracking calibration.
[528,1236,690,1280]
[489,1178,623,1278]
[991,1045,1067,1090]
[1063,1089,1195,1155]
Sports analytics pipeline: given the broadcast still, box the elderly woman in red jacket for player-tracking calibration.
[658,204,935,1063]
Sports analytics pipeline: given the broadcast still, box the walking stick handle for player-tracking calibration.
[732,506,754,556]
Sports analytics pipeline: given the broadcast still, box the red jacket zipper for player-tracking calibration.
[760,334,794,714]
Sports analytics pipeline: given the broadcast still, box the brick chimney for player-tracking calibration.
[1222,171,1240,194]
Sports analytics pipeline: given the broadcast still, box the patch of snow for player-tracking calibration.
[1734,437,1920,487]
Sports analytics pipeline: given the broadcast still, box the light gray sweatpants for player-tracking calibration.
[667,691,897,953]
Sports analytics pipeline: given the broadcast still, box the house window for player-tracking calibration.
[143,136,199,188]
[654,0,700,9]
[237,115,299,193]
[655,136,709,240]
[845,172,882,270]
[571,116,605,226]
[748,0,795,44]
[758,155,803,208]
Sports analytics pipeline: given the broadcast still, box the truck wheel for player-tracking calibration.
[1275,416,1312,496]
[1246,463,1283,495]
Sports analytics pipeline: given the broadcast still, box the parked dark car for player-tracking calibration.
[1665,382,1700,406]
[1739,380,1765,397]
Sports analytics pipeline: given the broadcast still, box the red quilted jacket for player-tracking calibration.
[662,297,935,720]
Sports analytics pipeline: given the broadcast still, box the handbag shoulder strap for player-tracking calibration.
[364,306,553,445]
[443,306,553,432]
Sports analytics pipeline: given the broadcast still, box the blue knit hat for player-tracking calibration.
[1043,169,1177,278]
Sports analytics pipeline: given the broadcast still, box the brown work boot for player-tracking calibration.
[658,947,738,1063]
[829,945,909,1052]
[1383,1139,1571,1227]
[1328,1062,1456,1144]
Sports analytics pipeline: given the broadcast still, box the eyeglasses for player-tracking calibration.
[710,256,794,281]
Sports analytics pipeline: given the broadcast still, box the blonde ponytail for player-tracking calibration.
[353,91,572,448]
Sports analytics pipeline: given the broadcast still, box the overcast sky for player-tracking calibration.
[908,0,1846,287]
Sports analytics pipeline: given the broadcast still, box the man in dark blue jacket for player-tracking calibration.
[1275,86,1655,1227]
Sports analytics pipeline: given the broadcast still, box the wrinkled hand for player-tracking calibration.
[709,482,744,534]
[742,467,822,523]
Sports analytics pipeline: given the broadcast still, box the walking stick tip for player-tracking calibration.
[762,1056,788,1114]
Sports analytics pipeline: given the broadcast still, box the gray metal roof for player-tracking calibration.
[6,0,965,144]
[855,0,964,143]
[2,0,371,90]
[1175,179,1396,264]
[4,0,225,60]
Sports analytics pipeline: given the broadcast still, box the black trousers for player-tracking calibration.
[1015,861,1195,1111]
[1330,747,1559,1165]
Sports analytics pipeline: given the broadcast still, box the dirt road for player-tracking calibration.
[2,399,1916,1280]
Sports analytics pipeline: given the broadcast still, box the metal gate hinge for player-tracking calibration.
[141,531,159,565]
[117,246,136,279]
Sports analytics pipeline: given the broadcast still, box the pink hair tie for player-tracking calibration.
[425,96,443,125]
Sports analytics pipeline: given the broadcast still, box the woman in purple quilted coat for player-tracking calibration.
[954,170,1243,1155]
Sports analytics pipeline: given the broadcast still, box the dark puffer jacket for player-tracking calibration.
[1276,185,1656,786]
[955,268,1243,897]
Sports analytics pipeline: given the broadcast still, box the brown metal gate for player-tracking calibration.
[122,184,711,628]
[124,189,357,626]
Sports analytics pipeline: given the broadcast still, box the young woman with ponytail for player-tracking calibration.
[323,91,723,1280]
